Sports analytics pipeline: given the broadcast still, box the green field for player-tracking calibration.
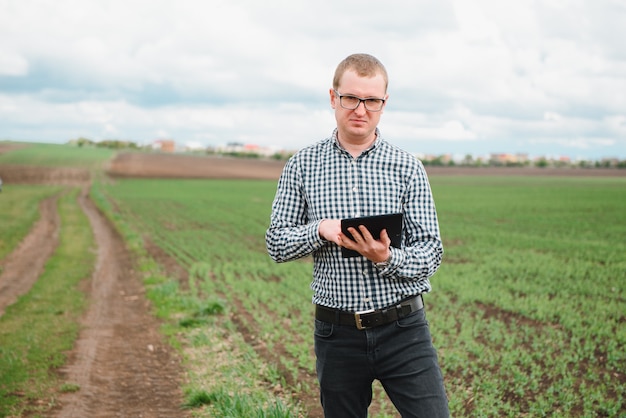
[0,141,115,168]
[96,175,626,417]
[1,143,625,416]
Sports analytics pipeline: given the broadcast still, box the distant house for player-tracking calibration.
[489,153,529,166]
[152,139,176,152]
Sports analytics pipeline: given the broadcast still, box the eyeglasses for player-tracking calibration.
[333,90,386,112]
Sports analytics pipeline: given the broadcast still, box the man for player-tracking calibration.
[266,53,449,417]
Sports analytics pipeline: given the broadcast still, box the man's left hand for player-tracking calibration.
[339,225,390,263]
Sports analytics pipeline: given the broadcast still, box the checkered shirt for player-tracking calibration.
[266,129,443,311]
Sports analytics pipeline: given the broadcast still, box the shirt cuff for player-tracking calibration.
[377,246,404,274]
[310,220,327,247]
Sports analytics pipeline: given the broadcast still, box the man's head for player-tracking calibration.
[331,53,389,146]
[332,53,388,93]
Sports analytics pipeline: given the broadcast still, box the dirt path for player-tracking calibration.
[52,188,187,417]
[0,173,186,417]
[0,195,60,316]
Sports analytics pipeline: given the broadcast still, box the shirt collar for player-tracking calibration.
[331,128,383,156]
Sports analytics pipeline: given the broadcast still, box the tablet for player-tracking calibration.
[340,213,403,258]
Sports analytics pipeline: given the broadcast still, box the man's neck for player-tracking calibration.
[337,132,377,158]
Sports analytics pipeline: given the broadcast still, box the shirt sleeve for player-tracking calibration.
[265,156,326,262]
[380,161,443,282]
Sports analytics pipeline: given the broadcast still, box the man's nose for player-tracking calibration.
[354,101,367,114]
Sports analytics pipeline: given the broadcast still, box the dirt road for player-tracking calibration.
[0,169,186,417]
[53,188,187,417]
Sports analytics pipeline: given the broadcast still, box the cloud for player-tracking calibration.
[0,48,29,76]
[0,0,625,158]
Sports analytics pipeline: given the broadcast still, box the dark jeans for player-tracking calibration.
[314,307,449,418]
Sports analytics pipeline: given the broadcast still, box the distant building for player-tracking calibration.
[152,139,176,152]
[489,153,529,165]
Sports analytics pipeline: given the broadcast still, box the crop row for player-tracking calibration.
[101,176,626,417]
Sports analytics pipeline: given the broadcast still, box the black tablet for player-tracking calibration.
[340,213,403,258]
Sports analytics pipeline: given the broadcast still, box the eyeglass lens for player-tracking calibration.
[340,95,384,111]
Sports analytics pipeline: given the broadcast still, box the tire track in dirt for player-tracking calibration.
[52,188,188,418]
[0,194,60,316]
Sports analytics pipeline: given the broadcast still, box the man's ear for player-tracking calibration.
[329,88,337,109]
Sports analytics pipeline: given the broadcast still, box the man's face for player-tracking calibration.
[331,69,388,144]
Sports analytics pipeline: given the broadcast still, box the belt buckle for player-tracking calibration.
[354,309,375,330]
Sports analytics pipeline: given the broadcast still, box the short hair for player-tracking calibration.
[333,53,388,92]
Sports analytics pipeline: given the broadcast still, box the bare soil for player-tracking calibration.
[52,187,187,417]
[0,149,623,417]
[106,152,286,180]
[104,151,626,180]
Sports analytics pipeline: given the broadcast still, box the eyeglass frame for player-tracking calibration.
[333,89,386,112]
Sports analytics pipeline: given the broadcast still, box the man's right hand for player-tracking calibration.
[318,219,342,246]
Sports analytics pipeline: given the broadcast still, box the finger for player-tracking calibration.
[357,225,374,241]
[347,226,363,242]
[379,229,391,246]
[339,232,356,249]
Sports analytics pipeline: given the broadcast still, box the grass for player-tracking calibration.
[183,387,294,417]
[0,185,61,261]
[0,141,115,167]
[1,141,624,417]
[90,180,306,417]
[0,188,95,417]
[97,175,626,417]
[428,175,626,415]
[59,383,81,393]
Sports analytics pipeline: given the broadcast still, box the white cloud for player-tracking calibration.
[0,49,28,76]
[0,0,625,158]
[544,112,562,122]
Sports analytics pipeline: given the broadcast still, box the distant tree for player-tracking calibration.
[429,156,445,166]
[223,151,261,159]
[97,139,139,149]
[69,137,95,147]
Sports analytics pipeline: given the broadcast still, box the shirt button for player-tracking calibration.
[364,298,371,302]
[362,270,367,275]
[352,187,358,192]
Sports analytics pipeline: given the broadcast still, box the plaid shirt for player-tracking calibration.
[266,129,443,311]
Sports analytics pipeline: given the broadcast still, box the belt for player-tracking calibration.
[315,295,423,330]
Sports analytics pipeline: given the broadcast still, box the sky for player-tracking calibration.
[1,0,625,160]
